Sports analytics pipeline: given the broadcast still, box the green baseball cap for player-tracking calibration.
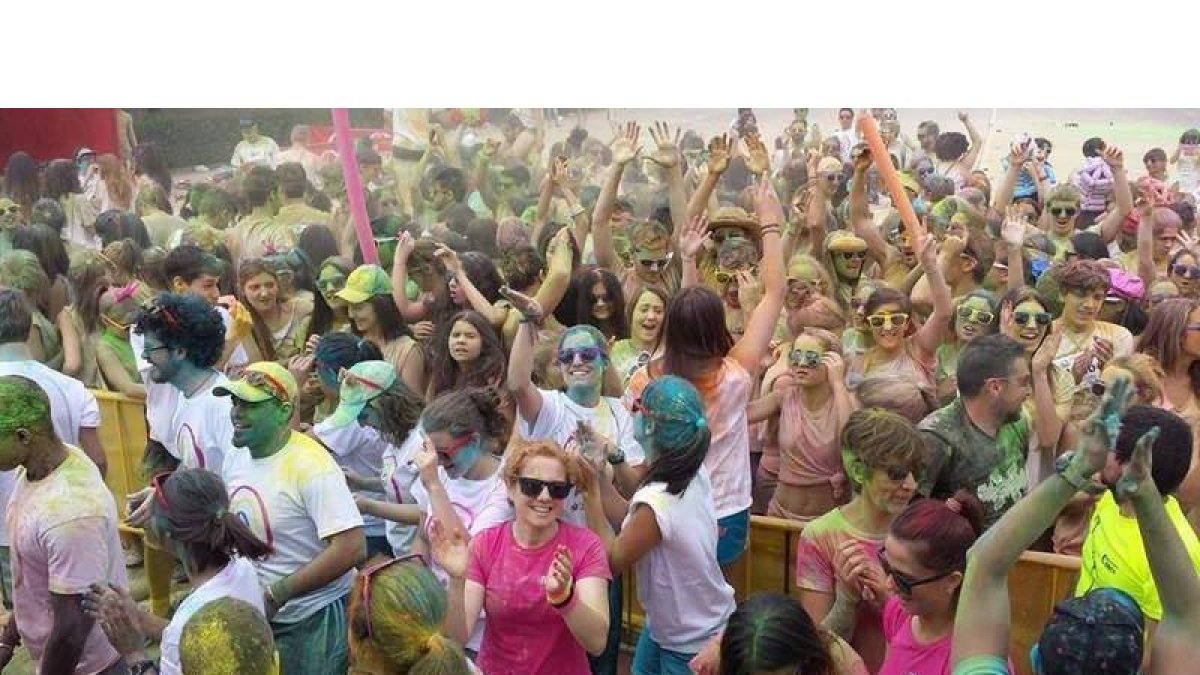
[335,264,392,305]
[327,360,397,429]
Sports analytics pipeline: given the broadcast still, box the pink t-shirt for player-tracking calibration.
[879,597,1015,675]
[466,521,611,675]
[8,446,128,674]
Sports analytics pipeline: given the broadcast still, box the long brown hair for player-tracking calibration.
[147,469,271,575]
[1138,297,1200,394]
[655,286,734,382]
[237,258,281,362]
[427,310,506,398]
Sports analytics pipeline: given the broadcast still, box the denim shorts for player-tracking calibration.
[716,508,750,566]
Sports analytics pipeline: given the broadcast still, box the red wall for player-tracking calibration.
[0,109,119,165]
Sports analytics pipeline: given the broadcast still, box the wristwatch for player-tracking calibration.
[606,447,626,466]
[128,659,157,675]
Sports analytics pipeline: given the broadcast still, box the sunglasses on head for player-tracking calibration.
[1013,310,1052,327]
[1172,264,1200,280]
[867,312,908,329]
[557,346,603,365]
[789,349,823,368]
[1049,206,1078,218]
[516,476,573,500]
[150,471,173,511]
[359,554,428,639]
[838,250,867,261]
[957,306,995,325]
[878,548,954,596]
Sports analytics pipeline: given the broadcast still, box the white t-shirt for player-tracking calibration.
[516,389,644,526]
[0,360,101,546]
[165,373,234,474]
[231,137,281,169]
[380,428,424,556]
[409,462,511,653]
[222,432,364,624]
[159,557,265,675]
[313,419,395,538]
[626,468,735,653]
[133,306,234,444]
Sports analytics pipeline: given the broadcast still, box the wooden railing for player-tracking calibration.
[621,516,1080,675]
[89,392,1081,674]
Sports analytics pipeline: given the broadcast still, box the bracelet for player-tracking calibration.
[760,226,781,236]
[267,578,290,606]
[548,581,576,610]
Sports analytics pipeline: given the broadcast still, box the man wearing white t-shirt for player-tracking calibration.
[0,290,104,608]
[217,362,365,675]
[127,293,234,526]
[231,118,280,170]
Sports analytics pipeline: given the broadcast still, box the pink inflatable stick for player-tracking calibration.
[332,108,379,265]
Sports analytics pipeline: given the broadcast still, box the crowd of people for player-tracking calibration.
[0,106,1196,675]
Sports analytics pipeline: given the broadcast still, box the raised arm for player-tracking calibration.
[958,110,984,171]
[592,122,641,272]
[503,287,546,427]
[952,376,1132,667]
[1096,146,1133,245]
[849,149,890,270]
[1137,194,1157,287]
[434,245,508,327]
[647,122,688,247]
[992,146,1025,213]
[390,232,431,322]
[1030,324,1066,454]
[678,214,709,290]
[1000,207,1029,292]
[686,134,732,222]
[911,221,953,358]
[1123,430,1200,674]
[474,139,501,212]
[729,176,785,376]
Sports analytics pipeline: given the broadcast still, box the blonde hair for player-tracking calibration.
[179,598,278,675]
[1106,354,1165,405]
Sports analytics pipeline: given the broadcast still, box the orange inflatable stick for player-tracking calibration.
[856,113,919,234]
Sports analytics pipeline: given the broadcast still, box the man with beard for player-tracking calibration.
[1075,405,1200,659]
[917,334,1034,527]
[127,293,233,526]
[824,230,869,310]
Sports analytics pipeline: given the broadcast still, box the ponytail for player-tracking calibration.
[217,511,272,562]
[890,489,984,580]
[149,469,272,574]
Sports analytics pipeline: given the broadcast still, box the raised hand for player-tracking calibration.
[852,145,873,176]
[394,230,416,265]
[679,214,711,260]
[821,351,847,385]
[755,174,785,228]
[411,320,436,342]
[433,244,463,274]
[957,110,969,123]
[736,269,763,309]
[612,122,642,166]
[1077,373,1134,474]
[1001,206,1027,246]
[708,134,733,175]
[1102,145,1125,171]
[1114,426,1160,502]
[415,437,441,485]
[499,285,545,323]
[544,545,575,604]
[549,155,570,186]
[743,133,771,176]
[428,516,470,579]
[647,121,681,169]
[1032,324,1064,374]
[1179,229,1200,254]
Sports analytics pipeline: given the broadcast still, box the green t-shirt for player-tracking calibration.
[917,397,1030,528]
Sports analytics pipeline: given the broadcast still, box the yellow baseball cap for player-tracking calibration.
[214,362,297,404]
[335,264,393,304]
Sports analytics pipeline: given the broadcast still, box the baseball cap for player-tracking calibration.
[826,230,868,254]
[1033,588,1144,675]
[327,361,397,429]
[75,147,96,161]
[239,118,257,129]
[335,265,392,304]
[214,362,297,404]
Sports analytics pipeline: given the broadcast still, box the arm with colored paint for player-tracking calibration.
[952,376,1133,668]
[390,231,431,323]
[504,290,546,428]
[1123,430,1200,674]
[1097,147,1133,245]
[729,176,786,377]
[267,524,366,619]
[992,147,1024,215]
[911,222,953,359]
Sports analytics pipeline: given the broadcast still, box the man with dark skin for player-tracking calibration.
[0,375,128,675]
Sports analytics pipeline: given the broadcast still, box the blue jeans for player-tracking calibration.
[716,508,750,566]
[271,596,348,675]
[632,629,695,675]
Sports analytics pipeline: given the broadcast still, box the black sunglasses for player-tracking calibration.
[838,251,867,261]
[1172,264,1200,280]
[878,548,955,596]
[1013,311,1052,327]
[517,477,573,500]
[557,346,603,365]
[1049,207,1078,218]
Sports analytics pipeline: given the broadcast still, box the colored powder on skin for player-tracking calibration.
[0,380,50,432]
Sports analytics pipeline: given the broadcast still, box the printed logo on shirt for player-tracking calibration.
[176,424,206,470]
[382,457,414,504]
[230,485,274,546]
